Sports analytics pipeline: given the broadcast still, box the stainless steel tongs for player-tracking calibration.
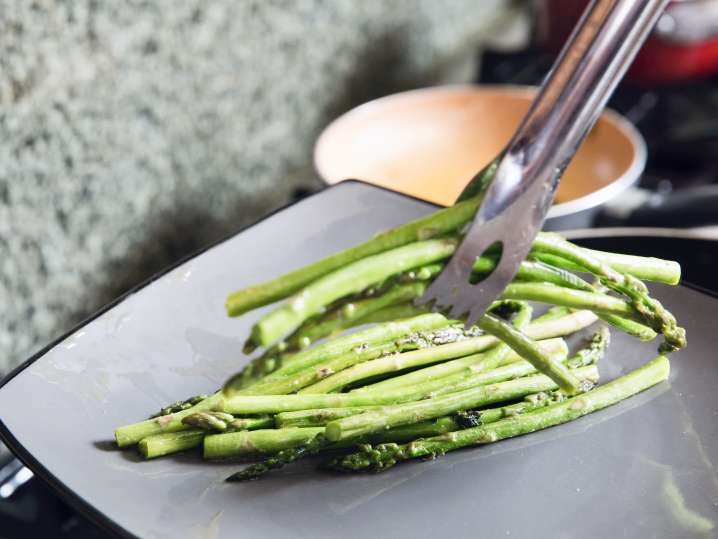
[418,0,669,325]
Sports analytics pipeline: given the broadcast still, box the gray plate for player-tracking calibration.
[1,182,717,539]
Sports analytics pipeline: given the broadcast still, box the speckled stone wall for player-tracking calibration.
[1,0,506,373]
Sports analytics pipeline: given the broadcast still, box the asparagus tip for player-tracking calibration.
[182,412,232,431]
[326,443,404,473]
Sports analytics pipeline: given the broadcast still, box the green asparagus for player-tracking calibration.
[478,313,585,394]
[300,337,567,395]
[225,196,483,317]
[205,427,325,459]
[250,238,458,347]
[138,416,273,459]
[115,204,687,487]
[357,310,596,393]
[329,355,670,472]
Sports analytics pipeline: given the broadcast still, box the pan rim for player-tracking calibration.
[313,84,647,219]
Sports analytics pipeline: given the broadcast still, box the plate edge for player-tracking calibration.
[1,180,717,537]
[0,181,372,538]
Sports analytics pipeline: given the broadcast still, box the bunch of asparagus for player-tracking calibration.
[114,195,686,479]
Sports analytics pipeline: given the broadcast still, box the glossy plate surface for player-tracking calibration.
[0,182,716,538]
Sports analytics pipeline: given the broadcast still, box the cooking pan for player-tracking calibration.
[314,85,646,230]
[315,85,718,230]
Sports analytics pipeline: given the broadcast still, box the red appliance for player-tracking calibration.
[538,0,718,84]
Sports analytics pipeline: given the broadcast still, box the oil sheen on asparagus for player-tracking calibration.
[113,196,686,480]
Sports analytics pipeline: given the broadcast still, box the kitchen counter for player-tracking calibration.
[0,0,505,374]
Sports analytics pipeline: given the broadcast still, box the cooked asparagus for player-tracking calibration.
[114,205,685,486]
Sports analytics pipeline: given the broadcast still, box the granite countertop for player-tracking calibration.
[1,0,507,373]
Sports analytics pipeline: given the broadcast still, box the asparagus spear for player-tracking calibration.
[225,196,483,317]
[224,312,449,395]
[250,238,458,347]
[322,364,598,442]
[602,275,686,353]
[182,413,273,433]
[282,281,430,351]
[275,342,572,428]
[479,313,586,394]
[531,247,680,285]
[223,364,597,417]
[358,310,597,393]
[294,301,529,394]
[205,427,325,459]
[584,248,680,284]
[248,239,660,351]
[116,309,596,448]
[500,282,636,318]
[225,387,578,479]
[235,313,448,386]
[240,341,402,396]
[233,300,433,391]
[151,394,209,418]
[226,434,332,480]
[115,314,452,447]
[138,416,274,459]
[477,258,593,291]
[115,392,224,448]
[504,259,656,341]
[225,389,569,474]
[329,355,670,472]
[388,339,582,401]
[500,282,668,345]
[213,399,560,460]
[224,190,678,320]
[531,234,685,351]
[138,430,205,459]
[369,417,462,444]
[276,406,384,428]
[276,389,566,429]
[300,337,568,395]
[209,420,470,460]
[212,416,484,460]
[532,234,626,282]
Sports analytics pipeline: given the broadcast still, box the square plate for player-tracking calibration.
[1,182,717,538]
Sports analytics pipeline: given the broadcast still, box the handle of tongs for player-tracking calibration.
[467,0,669,221]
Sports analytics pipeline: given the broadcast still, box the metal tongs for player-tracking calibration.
[418,0,669,325]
